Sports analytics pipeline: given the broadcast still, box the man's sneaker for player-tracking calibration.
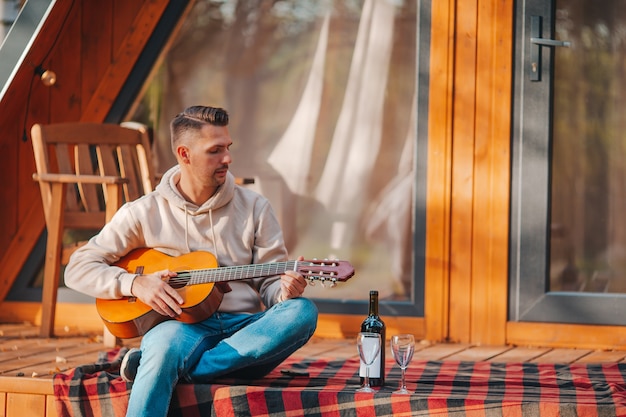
[120,347,141,382]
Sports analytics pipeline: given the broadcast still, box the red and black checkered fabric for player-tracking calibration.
[53,349,626,417]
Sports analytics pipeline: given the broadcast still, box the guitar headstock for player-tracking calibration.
[297,259,355,287]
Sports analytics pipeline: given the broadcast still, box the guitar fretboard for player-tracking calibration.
[175,261,298,285]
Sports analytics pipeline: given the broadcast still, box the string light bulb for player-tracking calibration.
[34,65,57,87]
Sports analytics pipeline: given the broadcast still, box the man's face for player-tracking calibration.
[184,123,233,188]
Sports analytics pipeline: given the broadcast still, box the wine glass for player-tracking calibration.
[356,332,381,393]
[391,334,415,394]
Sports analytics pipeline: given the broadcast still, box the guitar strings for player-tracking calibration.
[165,260,298,286]
[165,260,344,286]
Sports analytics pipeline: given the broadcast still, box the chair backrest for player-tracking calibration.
[31,122,156,230]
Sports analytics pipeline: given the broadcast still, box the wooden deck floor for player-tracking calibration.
[3,322,626,416]
[2,322,626,383]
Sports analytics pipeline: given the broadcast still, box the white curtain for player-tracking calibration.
[131,0,417,299]
[267,12,330,195]
[313,0,396,249]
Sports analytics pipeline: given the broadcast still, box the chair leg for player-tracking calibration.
[102,326,119,348]
[40,183,66,338]
[101,183,124,347]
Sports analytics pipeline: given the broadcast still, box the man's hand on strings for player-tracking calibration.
[278,256,307,302]
[131,270,184,317]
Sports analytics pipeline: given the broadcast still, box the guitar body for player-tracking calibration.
[96,248,354,339]
[96,249,224,339]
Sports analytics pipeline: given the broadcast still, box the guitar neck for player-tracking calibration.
[178,260,298,285]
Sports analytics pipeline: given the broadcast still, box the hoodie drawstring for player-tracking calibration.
[183,206,191,253]
[209,209,218,261]
[183,206,218,262]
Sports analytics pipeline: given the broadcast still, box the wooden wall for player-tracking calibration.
[0,0,172,303]
[2,0,626,350]
[0,378,56,417]
[425,0,626,349]
[425,0,514,345]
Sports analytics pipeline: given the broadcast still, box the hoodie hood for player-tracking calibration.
[156,165,236,215]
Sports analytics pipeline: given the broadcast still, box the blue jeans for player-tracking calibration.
[125,297,318,417]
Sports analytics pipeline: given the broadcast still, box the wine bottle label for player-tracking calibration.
[359,353,381,378]
[359,337,382,378]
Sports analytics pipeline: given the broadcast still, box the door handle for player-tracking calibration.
[530,38,571,48]
[530,16,571,81]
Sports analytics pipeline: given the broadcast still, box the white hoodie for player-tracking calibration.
[64,165,285,314]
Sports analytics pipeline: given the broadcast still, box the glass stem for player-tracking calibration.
[365,365,370,388]
[401,367,406,389]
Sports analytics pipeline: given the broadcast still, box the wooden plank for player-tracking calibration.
[488,346,553,363]
[531,348,592,364]
[448,0,477,345]
[488,0,514,346]
[80,1,113,104]
[445,345,513,362]
[507,321,626,350]
[46,394,57,417]
[0,339,56,355]
[50,0,82,122]
[470,0,513,346]
[413,343,473,361]
[314,314,424,341]
[0,322,40,337]
[1,100,20,251]
[384,317,426,341]
[6,392,47,416]
[0,327,97,342]
[0,204,45,303]
[2,343,104,377]
[25,346,106,378]
[472,0,496,337]
[0,338,97,365]
[297,338,357,359]
[80,0,171,122]
[576,350,626,364]
[0,377,52,395]
[112,0,144,50]
[424,0,454,343]
[0,302,108,335]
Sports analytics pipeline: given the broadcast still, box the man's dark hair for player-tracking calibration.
[170,106,229,151]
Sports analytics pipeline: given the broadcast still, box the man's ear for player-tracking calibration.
[176,145,190,164]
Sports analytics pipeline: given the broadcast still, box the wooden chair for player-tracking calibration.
[31,122,156,343]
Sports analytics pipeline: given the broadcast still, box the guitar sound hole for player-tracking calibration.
[169,273,191,289]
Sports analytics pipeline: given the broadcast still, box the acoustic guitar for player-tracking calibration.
[96,248,355,338]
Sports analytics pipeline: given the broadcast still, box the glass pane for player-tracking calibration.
[551,1,626,293]
[0,0,24,42]
[127,0,417,301]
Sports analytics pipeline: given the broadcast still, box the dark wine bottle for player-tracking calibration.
[359,290,385,387]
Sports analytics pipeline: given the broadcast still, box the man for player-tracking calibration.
[65,105,318,417]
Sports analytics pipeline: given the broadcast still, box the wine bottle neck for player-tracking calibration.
[368,294,379,316]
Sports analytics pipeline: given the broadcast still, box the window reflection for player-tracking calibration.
[0,0,24,43]
[127,0,417,301]
[551,1,626,293]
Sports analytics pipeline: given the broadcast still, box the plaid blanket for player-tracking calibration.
[53,348,626,417]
